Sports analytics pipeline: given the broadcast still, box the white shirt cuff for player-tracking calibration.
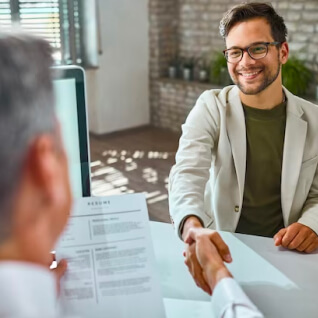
[212,277,263,318]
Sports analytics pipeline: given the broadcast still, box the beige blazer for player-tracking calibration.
[169,85,318,239]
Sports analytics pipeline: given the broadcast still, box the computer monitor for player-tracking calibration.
[52,66,91,197]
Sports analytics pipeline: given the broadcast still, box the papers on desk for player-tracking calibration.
[55,194,166,318]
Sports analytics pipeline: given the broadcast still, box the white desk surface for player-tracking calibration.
[150,221,318,318]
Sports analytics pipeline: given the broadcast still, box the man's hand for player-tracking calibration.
[184,241,212,294]
[49,254,67,293]
[274,223,318,253]
[185,228,232,294]
[181,216,232,294]
[181,216,210,293]
[53,259,67,282]
[185,228,232,266]
[181,216,203,241]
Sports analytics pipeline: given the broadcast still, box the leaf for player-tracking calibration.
[282,56,313,96]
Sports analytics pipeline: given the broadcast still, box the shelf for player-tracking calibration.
[157,77,222,90]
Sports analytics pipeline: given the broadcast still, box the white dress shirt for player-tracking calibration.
[0,261,78,318]
[212,278,264,318]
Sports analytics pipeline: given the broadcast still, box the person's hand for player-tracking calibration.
[181,217,210,293]
[53,259,67,282]
[49,254,67,293]
[274,222,318,253]
[185,228,232,294]
[184,240,212,294]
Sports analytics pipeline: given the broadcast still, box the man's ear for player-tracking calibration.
[280,42,289,65]
[12,134,62,245]
[26,134,61,204]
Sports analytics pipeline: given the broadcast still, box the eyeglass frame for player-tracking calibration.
[223,42,283,64]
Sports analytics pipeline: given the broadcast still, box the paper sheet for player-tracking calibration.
[56,194,166,318]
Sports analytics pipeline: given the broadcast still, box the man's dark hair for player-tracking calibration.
[219,2,287,43]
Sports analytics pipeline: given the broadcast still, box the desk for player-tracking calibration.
[150,221,318,318]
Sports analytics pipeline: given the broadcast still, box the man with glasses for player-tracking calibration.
[169,1,318,298]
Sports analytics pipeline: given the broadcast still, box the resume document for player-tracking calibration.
[56,193,166,318]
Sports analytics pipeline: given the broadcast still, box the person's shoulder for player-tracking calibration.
[293,94,318,108]
[298,97,318,110]
[198,85,238,106]
[284,88,318,112]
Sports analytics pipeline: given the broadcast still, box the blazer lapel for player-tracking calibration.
[226,87,246,206]
[281,90,307,224]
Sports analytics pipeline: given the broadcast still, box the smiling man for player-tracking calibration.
[169,2,318,294]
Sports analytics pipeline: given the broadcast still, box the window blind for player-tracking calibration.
[0,0,99,67]
[0,0,12,30]
[19,0,61,61]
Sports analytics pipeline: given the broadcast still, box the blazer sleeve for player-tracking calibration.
[298,159,318,234]
[168,90,220,239]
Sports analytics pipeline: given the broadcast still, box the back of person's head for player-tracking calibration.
[0,33,56,242]
[219,2,288,43]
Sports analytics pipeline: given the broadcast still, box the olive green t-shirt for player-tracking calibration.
[235,101,287,237]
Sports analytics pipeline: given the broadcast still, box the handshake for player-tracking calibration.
[182,216,318,295]
[183,227,233,295]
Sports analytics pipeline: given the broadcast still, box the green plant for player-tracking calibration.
[209,52,231,85]
[282,56,313,96]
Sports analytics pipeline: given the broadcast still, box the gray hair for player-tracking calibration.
[0,33,55,241]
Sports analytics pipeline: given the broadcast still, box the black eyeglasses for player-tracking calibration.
[223,42,282,64]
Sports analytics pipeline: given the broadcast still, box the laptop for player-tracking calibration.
[52,66,91,197]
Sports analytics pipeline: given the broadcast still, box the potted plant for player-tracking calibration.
[182,57,195,81]
[197,57,210,83]
[209,51,232,86]
[282,56,313,97]
[168,55,180,79]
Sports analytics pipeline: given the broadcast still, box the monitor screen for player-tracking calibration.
[52,66,91,197]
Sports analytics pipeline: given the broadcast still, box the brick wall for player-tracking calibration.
[149,0,318,132]
[152,78,212,132]
[149,0,178,129]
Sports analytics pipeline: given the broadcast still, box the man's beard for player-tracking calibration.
[231,58,281,95]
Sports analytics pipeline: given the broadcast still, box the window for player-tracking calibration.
[0,1,11,29]
[0,0,100,67]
